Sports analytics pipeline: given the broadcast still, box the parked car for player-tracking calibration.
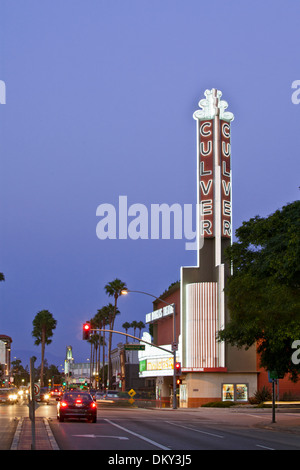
[57,391,97,423]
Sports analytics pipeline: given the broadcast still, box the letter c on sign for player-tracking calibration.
[200,122,212,137]
[222,123,230,138]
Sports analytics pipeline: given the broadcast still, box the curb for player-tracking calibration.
[44,418,60,450]
[10,417,60,450]
[10,417,24,450]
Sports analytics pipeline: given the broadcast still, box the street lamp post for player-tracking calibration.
[121,289,178,409]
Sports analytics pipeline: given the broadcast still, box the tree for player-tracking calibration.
[101,302,120,387]
[93,308,109,388]
[122,322,131,343]
[11,359,30,387]
[0,273,4,282]
[218,201,300,381]
[32,310,57,387]
[137,321,145,338]
[104,279,127,387]
[131,321,138,340]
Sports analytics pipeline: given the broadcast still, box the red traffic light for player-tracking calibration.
[175,362,181,376]
[82,322,91,340]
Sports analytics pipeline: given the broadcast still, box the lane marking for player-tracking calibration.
[105,419,170,450]
[165,421,224,439]
[73,434,128,440]
[256,444,274,450]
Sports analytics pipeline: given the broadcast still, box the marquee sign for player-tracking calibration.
[199,120,214,238]
[194,89,234,240]
[221,120,231,238]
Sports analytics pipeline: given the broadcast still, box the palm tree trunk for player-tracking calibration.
[40,327,45,387]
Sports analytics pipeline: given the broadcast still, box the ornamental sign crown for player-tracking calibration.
[193,88,234,122]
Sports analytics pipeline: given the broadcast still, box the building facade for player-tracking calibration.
[0,334,12,385]
[111,342,147,392]
[139,89,258,407]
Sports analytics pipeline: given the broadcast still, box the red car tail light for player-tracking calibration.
[60,401,68,408]
[90,402,97,409]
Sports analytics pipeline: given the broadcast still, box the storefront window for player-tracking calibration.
[222,383,248,402]
[236,384,248,401]
[222,384,234,401]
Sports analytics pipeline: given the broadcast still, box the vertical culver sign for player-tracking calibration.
[221,120,231,238]
[199,120,214,237]
[195,89,234,241]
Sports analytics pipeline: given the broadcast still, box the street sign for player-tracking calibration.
[268,370,285,381]
[124,344,145,351]
[34,383,40,398]
[128,388,136,404]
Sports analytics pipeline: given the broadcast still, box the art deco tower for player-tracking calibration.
[180,89,234,371]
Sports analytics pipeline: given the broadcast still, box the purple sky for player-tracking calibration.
[0,1,299,367]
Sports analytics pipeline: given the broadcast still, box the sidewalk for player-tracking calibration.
[11,417,60,450]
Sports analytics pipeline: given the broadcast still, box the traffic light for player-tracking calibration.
[82,321,91,340]
[175,362,181,376]
[176,378,182,386]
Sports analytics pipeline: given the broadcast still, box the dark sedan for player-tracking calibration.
[57,392,97,423]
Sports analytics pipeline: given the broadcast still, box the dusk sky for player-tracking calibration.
[0,1,299,368]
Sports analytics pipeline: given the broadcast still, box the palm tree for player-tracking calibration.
[31,310,57,387]
[93,308,109,388]
[122,322,131,343]
[104,279,127,387]
[137,321,145,338]
[131,321,138,340]
[101,303,120,388]
[0,273,4,282]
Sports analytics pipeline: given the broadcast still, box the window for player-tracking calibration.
[222,383,248,402]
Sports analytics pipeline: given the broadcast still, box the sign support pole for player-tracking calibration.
[272,379,276,423]
[29,357,36,450]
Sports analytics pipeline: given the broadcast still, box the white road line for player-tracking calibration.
[256,444,274,450]
[105,419,170,450]
[73,434,128,440]
[165,421,224,439]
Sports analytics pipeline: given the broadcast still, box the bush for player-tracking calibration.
[249,386,272,404]
[201,401,236,407]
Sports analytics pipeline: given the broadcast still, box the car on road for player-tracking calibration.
[57,391,97,423]
[0,388,18,404]
[51,387,62,398]
[103,390,122,403]
[94,391,104,402]
[37,387,50,404]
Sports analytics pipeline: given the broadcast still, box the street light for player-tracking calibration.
[121,288,178,409]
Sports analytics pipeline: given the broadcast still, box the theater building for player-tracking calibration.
[139,89,258,407]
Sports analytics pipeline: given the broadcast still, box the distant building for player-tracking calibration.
[64,345,98,387]
[0,335,12,385]
[111,342,149,392]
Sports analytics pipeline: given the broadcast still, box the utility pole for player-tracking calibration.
[29,357,36,450]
